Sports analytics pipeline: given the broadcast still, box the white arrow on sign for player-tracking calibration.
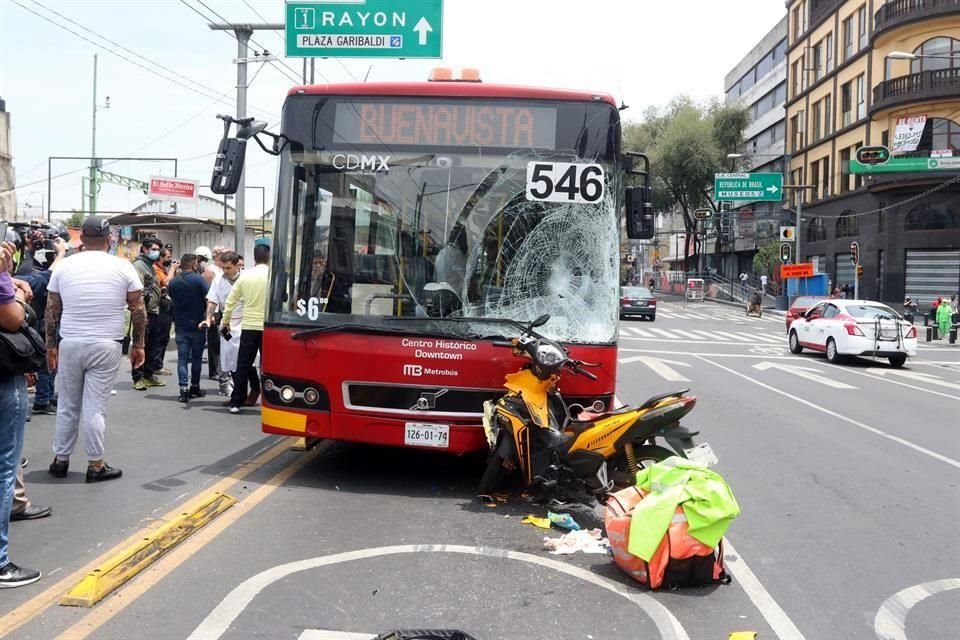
[753,361,856,389]
[413,17,433,45]
[766,185,779,194]
[866,368,960,391]
[619,355,691,382]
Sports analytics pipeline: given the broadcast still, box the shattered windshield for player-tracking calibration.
[269,95,622,344]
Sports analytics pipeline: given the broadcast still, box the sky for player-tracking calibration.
[0,0,788,220]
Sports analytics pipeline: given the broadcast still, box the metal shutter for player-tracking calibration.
[905,249,960,302]
[835,253,855,289]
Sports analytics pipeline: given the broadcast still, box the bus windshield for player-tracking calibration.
[269,95,622,344]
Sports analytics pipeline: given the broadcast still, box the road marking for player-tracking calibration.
[711,331,755,343]
[0,437,293,640]
[696,355,960,469]
[753,361,857,389]
[620,355,692,382]
[751,334,783,344]
[751,346,787,356]
[53,443,328,640]
[618,348,798,359]
[865,367,960,391]
[670,329,706,340]
[723,539,807,640]
[838,367,960,400]
[874,578,960,640]
[187,545,690,640]
[688,330,726,341]
[648,327,678,338]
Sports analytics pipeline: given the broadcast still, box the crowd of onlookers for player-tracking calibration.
[0,218,270,589]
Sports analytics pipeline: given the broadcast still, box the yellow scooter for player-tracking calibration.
[479,315,713,504]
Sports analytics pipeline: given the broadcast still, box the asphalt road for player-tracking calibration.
[1,303,957,640]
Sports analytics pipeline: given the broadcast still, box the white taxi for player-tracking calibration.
[787,299,917,368]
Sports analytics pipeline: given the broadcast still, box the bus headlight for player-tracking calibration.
[263,379,275,392]
[279,386,296,403]
[303,387,320,405]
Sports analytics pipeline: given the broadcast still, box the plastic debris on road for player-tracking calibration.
[521,515,552,529]
[543,529,609,555]
[547,511,581,531]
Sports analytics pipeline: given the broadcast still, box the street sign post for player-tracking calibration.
[714,173,783,202]
[781,263,815,279]
[285,0,443,58]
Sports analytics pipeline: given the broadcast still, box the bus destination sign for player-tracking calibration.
[334,102,558,149]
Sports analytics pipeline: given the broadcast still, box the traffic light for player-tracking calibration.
[857,265,864,277]
[856,146,890,165]
[780,242,792,263]
[850,241,860,265]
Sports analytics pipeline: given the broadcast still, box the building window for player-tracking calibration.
[904,118,960,156]
[811,160,820,200]
[841,81,853,127]
[910,37,960,73]
[881,129,889,148]
[792,60,801,97]
[843,16,854,61]
[856,74,866,120]
[826,33,834,73]
[807,217,827,242]
[824,94,832,135]
[793,5,802,40]
[840,148,851,193]
[836,211,860,238]
[800,53,808,90]
[812,101,822,142]
[814,42,824,82]
[822,156,830,198]
[905,204,959,230]
[857,5,867,50]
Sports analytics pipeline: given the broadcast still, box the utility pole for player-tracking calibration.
[88,54,97,217]
[208,21,282,253]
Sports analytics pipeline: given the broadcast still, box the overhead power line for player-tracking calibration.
[240,0,336,84]
[18,0,278,120]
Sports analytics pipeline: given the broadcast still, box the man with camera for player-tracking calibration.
[131,238,166,391]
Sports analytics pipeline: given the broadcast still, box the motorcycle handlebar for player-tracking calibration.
[492,341,514,348]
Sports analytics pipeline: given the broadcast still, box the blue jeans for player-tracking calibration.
[175,329,206,389]
[35,367,56,407]
[0,376,28,567]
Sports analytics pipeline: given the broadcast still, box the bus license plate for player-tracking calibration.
[404,423,449,448]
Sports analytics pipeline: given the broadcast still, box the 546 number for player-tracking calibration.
[526,162,605,204]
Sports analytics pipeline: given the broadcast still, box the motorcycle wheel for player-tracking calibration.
[477,453,506,496]
[609,444,677,489]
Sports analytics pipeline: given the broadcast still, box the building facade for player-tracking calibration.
[786,0,960,304]
[721,17,790,277]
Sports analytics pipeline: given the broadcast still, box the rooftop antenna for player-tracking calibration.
[617,81,628,111]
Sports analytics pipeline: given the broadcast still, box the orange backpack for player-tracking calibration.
[605,485,730,589]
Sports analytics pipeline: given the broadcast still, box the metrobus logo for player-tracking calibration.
[403,364,423,377]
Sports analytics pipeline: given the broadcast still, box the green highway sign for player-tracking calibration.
[849,156,960,174]
[286,0,443,59]
[714,172,783,202]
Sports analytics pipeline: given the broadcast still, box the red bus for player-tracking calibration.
[212,71,653,454]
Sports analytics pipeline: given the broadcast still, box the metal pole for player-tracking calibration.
[46,157,52,222]
[795,183,803,267]
[310,59,315,84]
[854,262,860,299]
[235,27,251,254]
[88,53,98,217]
[697,220,703,274]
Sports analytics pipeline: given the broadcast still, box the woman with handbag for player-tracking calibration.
[0,238,42,588]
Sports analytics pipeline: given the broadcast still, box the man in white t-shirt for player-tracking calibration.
[44,217,147,483]
[198,245,226,380]
[202,251,243,398]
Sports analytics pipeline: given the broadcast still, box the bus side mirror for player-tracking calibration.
[625,186,654,240]
[210,137,246,195]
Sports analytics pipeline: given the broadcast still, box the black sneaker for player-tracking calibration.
[178,388,189,403]
[48,458,68,478]
[0,562,41,588]
[32,404,56,415]
[86,463,122,483]
[20,457,27,469]
[189,386,206,399]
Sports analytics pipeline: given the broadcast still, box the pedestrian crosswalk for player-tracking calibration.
[654,305,783,324]
[619,325,787,344]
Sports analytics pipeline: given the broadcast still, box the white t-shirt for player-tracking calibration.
[48,251,142,341]
[207,274,243,333]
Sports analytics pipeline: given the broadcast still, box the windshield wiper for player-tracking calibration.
[290,324,410,340]
[383,315,542,338]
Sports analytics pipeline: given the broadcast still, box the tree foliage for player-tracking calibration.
[623,98,749,267]
[753,240,782,286]
[65,212,84,228]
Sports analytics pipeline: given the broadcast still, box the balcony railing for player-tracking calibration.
[874,0,960,38]
[871,68,960,115]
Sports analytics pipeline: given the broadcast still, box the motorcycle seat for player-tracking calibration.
[570,404,635,423]
[638,389,689,410]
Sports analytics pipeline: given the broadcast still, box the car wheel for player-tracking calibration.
[826,338,842,364]
[889,354,907,368]
[789,331,803,354]
[649,314,656,322]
